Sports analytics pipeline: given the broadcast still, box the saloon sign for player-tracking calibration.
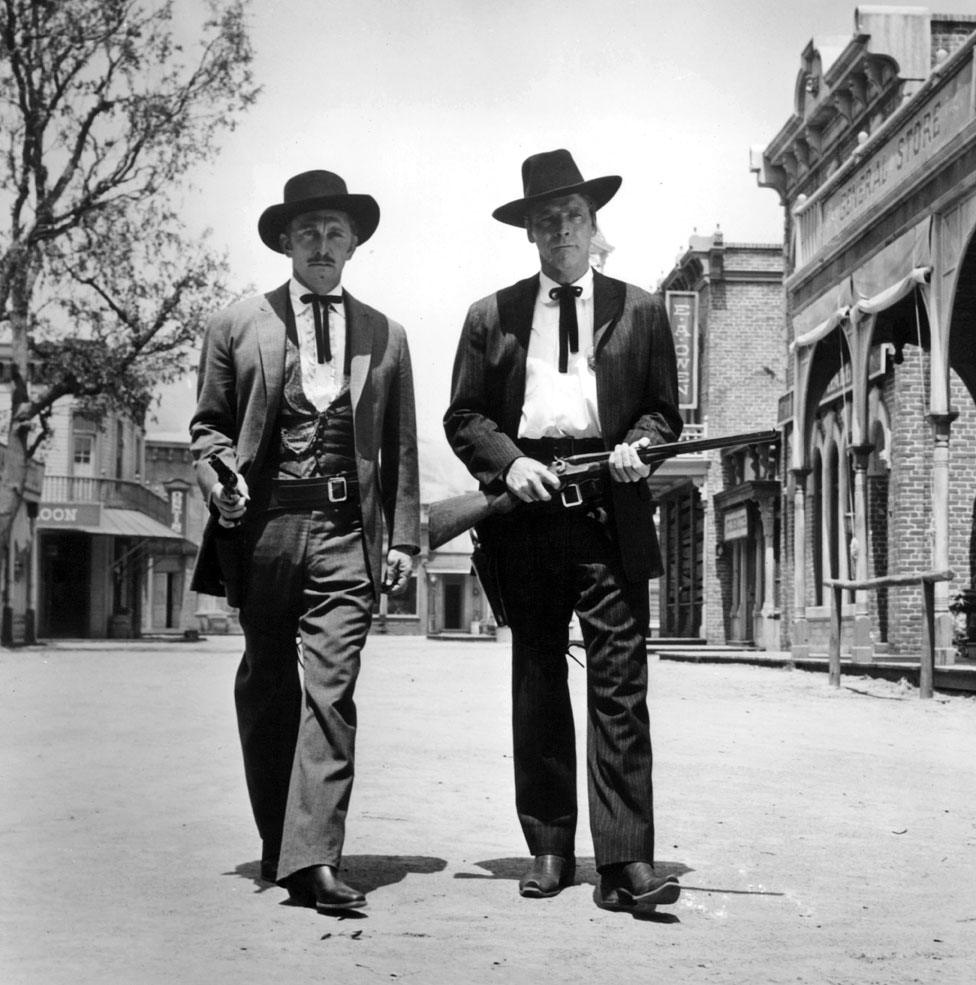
[666,290,699,410]
[37,503,101,527]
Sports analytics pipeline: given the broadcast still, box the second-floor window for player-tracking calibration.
[116,424,125,479]
[73,434,94,475]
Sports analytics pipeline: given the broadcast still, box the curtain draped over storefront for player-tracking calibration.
[791,217,933,349]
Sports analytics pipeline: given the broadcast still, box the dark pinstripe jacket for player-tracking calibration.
[444,270,682,583]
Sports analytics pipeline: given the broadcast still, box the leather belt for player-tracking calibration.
[557,475,607,509]
[517,437,607,510]
[267,473,358,511]
[518,436,605,462]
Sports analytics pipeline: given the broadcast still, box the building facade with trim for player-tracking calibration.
[753,7,976,662]
[32,402,195,639]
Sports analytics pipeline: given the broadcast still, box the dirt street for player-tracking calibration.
[1,634,974,985]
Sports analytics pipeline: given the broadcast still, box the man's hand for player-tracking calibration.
[383,548,414,595]
[211,473,250,523]
[609,437,651,483]
[505,456,561,502]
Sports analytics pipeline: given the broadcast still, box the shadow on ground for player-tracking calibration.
[228,853,448,897]
[454,856,692,887]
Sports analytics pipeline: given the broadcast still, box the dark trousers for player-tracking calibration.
[493,508,655,870]
[235,507,373,882]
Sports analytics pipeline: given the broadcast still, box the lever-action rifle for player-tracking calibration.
[428,429,778,551]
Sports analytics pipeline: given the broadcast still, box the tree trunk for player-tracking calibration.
[0,259,37,562]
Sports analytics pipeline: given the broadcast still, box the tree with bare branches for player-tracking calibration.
[0,0,258,559]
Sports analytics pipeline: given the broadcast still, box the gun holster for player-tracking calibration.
[470,526,508,627]
[213,520,247,609]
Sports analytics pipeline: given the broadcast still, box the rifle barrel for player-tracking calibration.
[561,428,779,466]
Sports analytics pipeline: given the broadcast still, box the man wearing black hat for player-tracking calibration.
[190,171,420,912]
[444,150,683,912]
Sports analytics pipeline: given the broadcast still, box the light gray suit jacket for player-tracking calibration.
[189,282,420,598]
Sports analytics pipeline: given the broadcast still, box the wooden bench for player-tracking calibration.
[822,569,954,699]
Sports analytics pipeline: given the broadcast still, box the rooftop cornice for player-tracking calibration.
[756,10,942,200]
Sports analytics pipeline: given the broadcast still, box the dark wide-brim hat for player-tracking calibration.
[258,170,380,251]
[492,149,621,227]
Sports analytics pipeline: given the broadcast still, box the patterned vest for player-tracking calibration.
[274,336,355,480]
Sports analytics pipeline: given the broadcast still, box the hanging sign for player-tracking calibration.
[666,291,699,410]
[723,506,750,541]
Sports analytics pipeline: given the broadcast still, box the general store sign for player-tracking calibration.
[817,56,973,248]
[666,290,699,410]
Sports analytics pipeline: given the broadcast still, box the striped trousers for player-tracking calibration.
[492,508,655,870]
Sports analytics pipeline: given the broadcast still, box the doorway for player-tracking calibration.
[442,575,466,631]
[39,532,90,637]
[659,484,704,637]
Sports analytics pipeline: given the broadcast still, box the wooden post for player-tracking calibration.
[828,583,842,688]
[920,578,935,699]
[824,569,953,698]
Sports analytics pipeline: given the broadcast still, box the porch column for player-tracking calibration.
[790,467,810,660]
[928,411,958,664]
[758,499,779,651]
[694,475,709,641]
[850,444,874,662]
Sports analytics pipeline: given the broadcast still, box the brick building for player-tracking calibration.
[753,6,976,662]
[655,232,784,646]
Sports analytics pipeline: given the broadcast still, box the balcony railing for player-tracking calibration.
[678,422,707,444]
[42,475,170,526]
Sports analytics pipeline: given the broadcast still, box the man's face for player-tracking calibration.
[526,193,595,284]
[280,209,357,293]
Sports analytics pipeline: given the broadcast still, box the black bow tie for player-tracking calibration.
[300,293,342,364]
[549,284,582,373]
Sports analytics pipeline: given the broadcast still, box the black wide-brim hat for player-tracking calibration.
[258,170,380,251]
[492,149,621,227]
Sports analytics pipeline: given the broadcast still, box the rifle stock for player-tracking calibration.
[428,428,779,551]
[427,488,518,551]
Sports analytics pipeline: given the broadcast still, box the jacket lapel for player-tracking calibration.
[258,283,289,414]
[344,291,374,418]
[592,270,626,353]
[497,274,538,434]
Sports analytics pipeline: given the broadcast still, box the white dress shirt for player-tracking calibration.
[289,278,347,411]
[518,267,602,439]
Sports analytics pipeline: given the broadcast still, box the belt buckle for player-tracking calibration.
[560,482,584,508]
[327,476,348,503]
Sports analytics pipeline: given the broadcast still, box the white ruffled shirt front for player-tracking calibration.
[289,278,347,412]
[518,267,601,439]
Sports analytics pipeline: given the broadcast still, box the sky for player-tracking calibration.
[152,0,976,497]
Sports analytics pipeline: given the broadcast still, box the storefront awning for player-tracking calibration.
[791,306,850,352]
[425,554,475,573]
[38,505,195,548]
[851,267,931,321]
[791,218,933,351]
[791,266,931,351]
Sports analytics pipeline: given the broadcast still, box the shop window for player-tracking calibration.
[385,574,418,618]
